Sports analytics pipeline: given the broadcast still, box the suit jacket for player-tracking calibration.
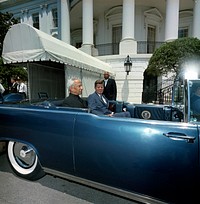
[88,92,112,115]
[62,93,87,108]
[103,78,117,100]
[11,82,18,93]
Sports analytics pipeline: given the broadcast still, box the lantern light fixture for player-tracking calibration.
[124,55,132,75]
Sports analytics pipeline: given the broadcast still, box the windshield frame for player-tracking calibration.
[188,79,200,122]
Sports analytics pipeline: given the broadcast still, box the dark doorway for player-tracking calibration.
[142,70,157,103]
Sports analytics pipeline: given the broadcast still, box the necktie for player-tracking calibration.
[100,95,107,104]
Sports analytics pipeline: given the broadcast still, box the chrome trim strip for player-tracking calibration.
[44,168,167,204]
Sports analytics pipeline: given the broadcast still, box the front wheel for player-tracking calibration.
[7,141,45,180]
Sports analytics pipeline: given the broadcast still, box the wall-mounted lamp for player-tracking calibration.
[124,55,132,75]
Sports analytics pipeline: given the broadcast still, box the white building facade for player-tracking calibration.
[0,0,198,103]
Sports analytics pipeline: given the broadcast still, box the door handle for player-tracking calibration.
[163,132,196,143]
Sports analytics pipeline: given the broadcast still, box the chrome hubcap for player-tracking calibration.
[13,142,36,168]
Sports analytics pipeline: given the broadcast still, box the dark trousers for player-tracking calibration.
[113,111,131,118]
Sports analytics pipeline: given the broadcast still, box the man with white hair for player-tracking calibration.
[62,78,87,108]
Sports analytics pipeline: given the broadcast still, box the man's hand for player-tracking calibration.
[107,112,114,117]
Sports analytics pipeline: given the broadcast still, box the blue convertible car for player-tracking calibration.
[0,76,199,204]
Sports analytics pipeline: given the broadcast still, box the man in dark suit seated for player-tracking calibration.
[62,78,87,108]
[88,79,130,117]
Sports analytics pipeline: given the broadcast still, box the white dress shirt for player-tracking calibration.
[17,82,27,95]
[98,94,107,104]
[104,79,108,87]
[0,83,5,94]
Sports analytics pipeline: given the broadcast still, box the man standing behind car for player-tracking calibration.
[62,78,87,108]
[10,77,18,93]
[103,72,117,100]
[17,78,27,98]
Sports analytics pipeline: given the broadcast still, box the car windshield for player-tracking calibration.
[189,80,200,121]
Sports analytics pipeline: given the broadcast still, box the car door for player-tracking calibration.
[74,113,199,203]
[0,106,76,174]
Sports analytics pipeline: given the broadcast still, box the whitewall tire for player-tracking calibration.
[7,141,44,180]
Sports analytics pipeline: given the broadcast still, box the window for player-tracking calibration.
[32,13,39,29]
[75,42,82,49]
[15,17,21,23]
[147,25,156,53]
[178,27,188,38]
[52,8,58,28]
[144,8,163,53]
[112,26,121,54]
[71,29,82,48]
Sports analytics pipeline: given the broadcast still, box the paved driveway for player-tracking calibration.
[0,153,139,204]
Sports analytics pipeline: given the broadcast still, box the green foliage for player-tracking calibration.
[0,12,27,91]
[146,37,200,77]
[0,12,18,55]
[0,59,27,90]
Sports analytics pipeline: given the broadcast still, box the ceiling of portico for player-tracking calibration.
[70,0,193,31]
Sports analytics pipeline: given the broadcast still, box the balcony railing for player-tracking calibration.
[137,41,164,54]
[142,76,175,104]
[95,41,165,56]
[96,43,119,56]
[157,85,173,105]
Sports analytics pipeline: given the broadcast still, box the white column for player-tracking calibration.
[60,0,70,44]
[120,0,137,54]
[83,0,93,45]
[193,0,200,38]
[122,0,135,40]
[40,4,48,34]
[165,0,179,41]
[21,9,29,24]
[80,0,95,55]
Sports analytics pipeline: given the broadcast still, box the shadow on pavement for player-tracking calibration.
[0,152,12,173]
[0,153,139,204]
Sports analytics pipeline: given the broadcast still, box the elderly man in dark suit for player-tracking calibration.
[103,72,117,100]
[62,77,87,108]
[88,79,130,117]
